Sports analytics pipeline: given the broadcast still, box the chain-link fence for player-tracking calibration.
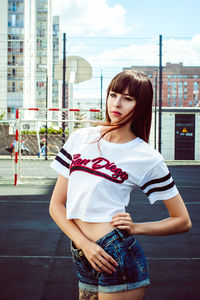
[1,35,200,183]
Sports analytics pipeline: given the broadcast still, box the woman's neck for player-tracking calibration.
[102,124,137,144]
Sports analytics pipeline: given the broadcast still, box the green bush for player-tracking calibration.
[21,130,36,134]
[21,128,69,135]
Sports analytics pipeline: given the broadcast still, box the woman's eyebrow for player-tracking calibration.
[122,93,134,98]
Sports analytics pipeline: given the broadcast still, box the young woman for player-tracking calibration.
[49,70,192,300]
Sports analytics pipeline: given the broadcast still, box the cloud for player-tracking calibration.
[86,35,200,68]
[163,35,200,66]
[52,0,133,36]
[66,34,200,99]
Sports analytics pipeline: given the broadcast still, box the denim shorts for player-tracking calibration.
[71,228,150,293]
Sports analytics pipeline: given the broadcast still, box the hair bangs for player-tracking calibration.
[107,73,139,99]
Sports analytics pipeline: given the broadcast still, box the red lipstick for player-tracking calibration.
[111,111,121,116]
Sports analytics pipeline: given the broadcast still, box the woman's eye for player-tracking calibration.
[124,97,133,101]
[110,93,116,97]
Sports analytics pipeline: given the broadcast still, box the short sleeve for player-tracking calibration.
[50,132,76,178]
[139,160,178,204]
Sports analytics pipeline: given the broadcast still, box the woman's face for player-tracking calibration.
[107,89,136,124]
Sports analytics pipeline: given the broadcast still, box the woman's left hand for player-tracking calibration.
[111,212,135,235]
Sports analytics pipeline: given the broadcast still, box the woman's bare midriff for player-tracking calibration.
[74,219,115,243]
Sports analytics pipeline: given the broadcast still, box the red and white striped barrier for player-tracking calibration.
[18,107,102,112]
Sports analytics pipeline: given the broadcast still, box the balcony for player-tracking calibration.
[8,22,24,28]
[8,62,24,67]
[8,50,24,55]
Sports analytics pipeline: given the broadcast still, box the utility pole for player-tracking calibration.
[154,69,158,150]
[158,35,162,153]
[62,33,66,145]
[100,70,103,119]
[45,68,48,160]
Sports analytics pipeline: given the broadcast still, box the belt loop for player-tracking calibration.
[116,228,130,239]
[115,228,126,240]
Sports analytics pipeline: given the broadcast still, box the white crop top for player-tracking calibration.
[50,126,178,222]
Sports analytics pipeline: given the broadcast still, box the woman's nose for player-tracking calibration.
[114,95,121,107]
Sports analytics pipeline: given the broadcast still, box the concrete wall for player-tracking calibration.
[151,108,200,161]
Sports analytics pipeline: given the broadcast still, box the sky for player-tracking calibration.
[52,0,200,99]
[52,0,200,37]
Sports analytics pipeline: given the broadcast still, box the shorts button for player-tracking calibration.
[123,275,126,280]
[79,250,84,256]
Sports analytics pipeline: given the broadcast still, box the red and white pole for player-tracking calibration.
[14,108,19,186]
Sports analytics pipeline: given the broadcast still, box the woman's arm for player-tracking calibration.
[49,174,88,247]
[111,193,192,236]
[49,174,118,273]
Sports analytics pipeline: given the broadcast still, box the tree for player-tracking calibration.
[0,111,5,120]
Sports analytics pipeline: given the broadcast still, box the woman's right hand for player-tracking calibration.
[80,240,118,274]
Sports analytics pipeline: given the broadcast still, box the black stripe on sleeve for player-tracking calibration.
[55,155,70,169]
[144,180,175,197]
[60,148,72,161]
[140,173,171,190]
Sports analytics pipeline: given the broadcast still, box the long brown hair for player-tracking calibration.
[102,70,153,143]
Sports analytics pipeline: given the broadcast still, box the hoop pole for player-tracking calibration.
[62,33,66,145]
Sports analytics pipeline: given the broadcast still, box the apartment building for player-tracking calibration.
[52,16,62,109]
[0,0,61,120]
[124,62,200,107]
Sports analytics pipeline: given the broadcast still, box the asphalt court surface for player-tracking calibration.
[0,166,200,300]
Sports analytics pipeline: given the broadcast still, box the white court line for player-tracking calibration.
[0,255,200,260]
[185,202,200,204]
[0,255,71,259]
[177,186,200,188]
[0,200,49,203]
[0,200,200,205]
[147,257,200,260]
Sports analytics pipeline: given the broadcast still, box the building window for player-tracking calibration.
[36,82,45,88]
[12,14,16,26]
[12,2,16,12]
[193,81,199,105]
[20,41,23,53]
[172,82,176,102]
[193,81,199,90]
[184,81,188,86]
[12,82,15,92]
[178,82,183,100]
